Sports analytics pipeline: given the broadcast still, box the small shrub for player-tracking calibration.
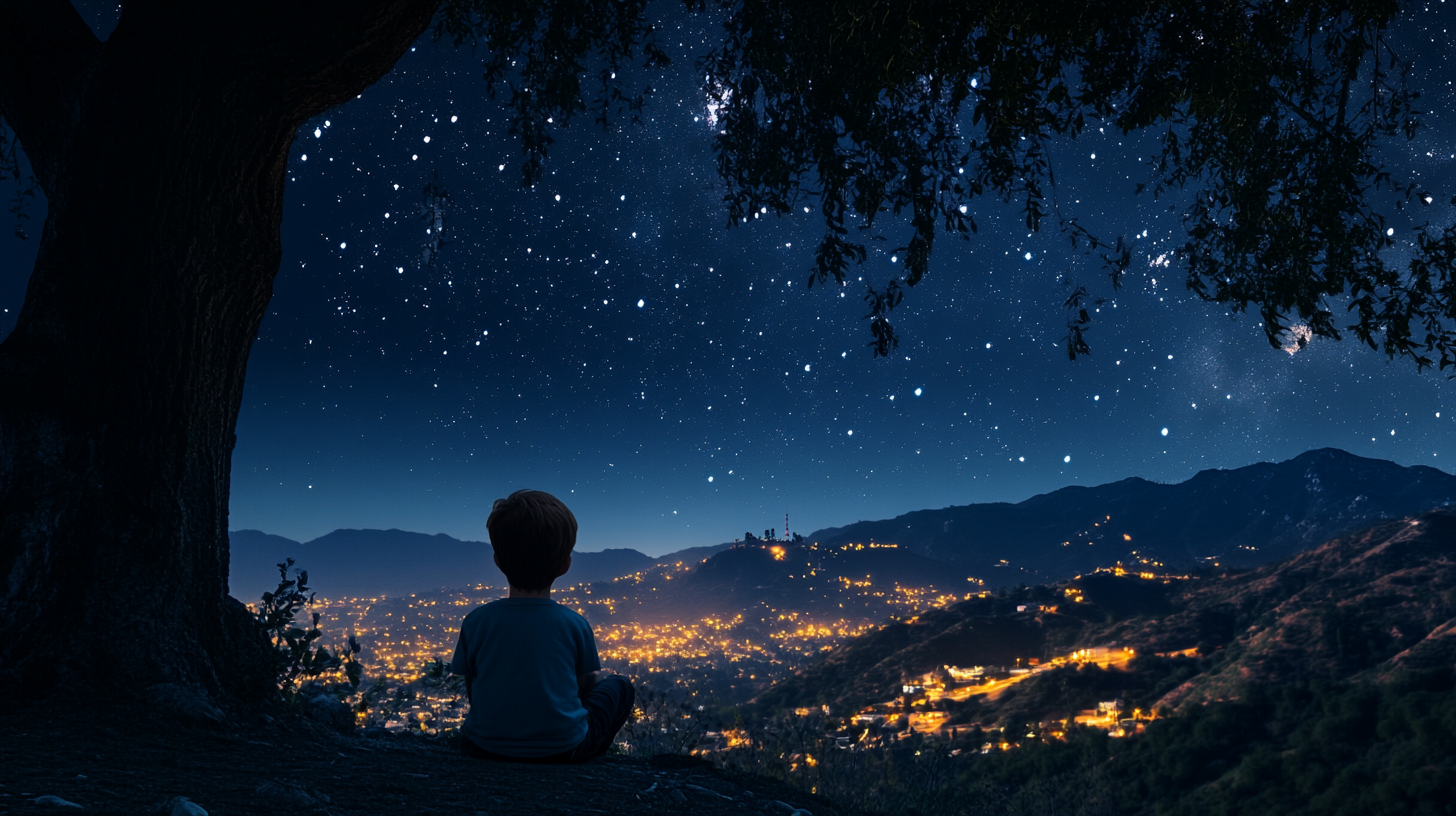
[255,559,363,698]
[617,687,721,757]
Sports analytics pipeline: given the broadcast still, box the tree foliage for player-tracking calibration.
[0,121,33,240]
[6,1,1453,361]
[433,0,674,186]
[428,0,1456,366]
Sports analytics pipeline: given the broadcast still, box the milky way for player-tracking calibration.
[3,4,1456,554]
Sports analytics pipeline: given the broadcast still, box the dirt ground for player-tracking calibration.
[0,708,843,816]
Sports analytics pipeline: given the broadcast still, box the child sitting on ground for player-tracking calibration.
[450,489,635,762]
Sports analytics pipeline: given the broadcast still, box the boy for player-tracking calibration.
[451,489,635,762]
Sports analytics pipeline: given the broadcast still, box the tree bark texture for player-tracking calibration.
[0,0,440,707]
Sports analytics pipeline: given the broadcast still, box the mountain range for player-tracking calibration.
[230,448,1455,601]
[810,447,1456,580]
[228,527,723,601]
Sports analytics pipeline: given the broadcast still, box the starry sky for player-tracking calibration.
[3,3,1456,556]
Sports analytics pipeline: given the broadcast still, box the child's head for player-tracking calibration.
[486,489,578,592]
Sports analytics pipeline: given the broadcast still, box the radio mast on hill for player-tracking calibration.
[784,513,789,540]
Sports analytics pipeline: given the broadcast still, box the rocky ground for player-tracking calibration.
[0,708,845,816]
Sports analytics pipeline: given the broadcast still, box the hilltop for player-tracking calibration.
[593,540,975,625]
[0,706,843,816]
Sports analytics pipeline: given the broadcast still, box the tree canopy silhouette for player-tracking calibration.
[432,0,1454,364]
[0,0,1450,710]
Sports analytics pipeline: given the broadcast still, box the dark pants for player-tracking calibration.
[461,675,635,764]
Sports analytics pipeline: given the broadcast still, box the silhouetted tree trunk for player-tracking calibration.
[0,0,439,709]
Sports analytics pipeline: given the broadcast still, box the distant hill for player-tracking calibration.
[593,541,977,624]
[228,528,717,601]
[229,529,501,600]
[804,448,1456,584]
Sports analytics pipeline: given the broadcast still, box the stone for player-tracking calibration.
[669,789,688,803]
[685,783,733,800]
[142,684,226,726]
[305,693,354,732]
[31,795,84,809]
[161,797,208,816]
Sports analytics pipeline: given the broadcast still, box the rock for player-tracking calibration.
[669,789,688,802]
[685,783,733,800]
[31,795,84,809]
[305,693,353,732]
[142,684,226,727]
[160,797,208,816]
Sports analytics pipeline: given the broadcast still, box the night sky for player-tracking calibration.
[4,4,1456,556]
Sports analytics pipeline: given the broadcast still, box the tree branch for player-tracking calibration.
[0,0,101,194]
[188,0,444,126]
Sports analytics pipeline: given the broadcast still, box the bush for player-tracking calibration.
[617,687,720,757]
[254,559,362,699]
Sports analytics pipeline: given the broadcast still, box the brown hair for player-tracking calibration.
[486,489,578,592]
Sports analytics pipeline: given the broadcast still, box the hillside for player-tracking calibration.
[1106,506,1456,709]
[805,448,1456,583]
[744,577,1169,714]
[756,506,1456,721]
[750,594,1075,714]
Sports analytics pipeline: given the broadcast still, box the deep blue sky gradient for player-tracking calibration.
[4,3,1456,555]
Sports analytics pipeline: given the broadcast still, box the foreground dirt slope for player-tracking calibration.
[1,710,839,816]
